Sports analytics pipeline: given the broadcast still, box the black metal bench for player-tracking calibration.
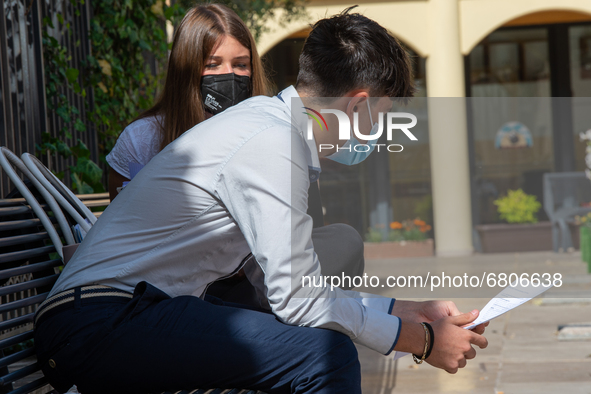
[0,197,64,393]
[0,145,263,393]
[0,195,261,394]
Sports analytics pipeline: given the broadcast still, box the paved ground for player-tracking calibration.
[356,251,591,394]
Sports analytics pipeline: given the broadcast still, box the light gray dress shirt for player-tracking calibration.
[50,86,402,355]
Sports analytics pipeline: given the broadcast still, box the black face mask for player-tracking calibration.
[200,73,251,115]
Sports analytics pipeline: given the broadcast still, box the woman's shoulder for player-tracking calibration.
[118,116,163,150]
[122,116,162,138]
[106,115,164,174]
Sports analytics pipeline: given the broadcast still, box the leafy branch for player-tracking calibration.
[86,0,183,157]
[40,6,103,194]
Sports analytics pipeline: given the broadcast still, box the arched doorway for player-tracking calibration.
[262,29,427,96]
[466,10,591,227]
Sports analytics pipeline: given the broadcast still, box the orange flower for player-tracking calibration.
[390,221,403,229]
[420,224,432,232]
[413,219,425,226]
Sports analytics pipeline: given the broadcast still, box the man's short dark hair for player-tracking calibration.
[296,6,416,98]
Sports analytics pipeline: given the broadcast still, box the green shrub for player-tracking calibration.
[365,227,383,243]
[493,189,541,224]
[388,229,405,242]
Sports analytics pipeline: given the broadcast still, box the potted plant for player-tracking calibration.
[575,213,591,272]
[364,218,434,259]
[476,189,552,253]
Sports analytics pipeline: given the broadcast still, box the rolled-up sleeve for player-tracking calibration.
[214,124,401,355]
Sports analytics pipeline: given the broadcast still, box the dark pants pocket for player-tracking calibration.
[40,342,78,393]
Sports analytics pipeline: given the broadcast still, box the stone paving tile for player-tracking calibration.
[499,362,591,384]
[495,382,591,394]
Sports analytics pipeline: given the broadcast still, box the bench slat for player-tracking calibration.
[0,247,56,265]
[0,198,27,206]
[161,390,260,394]
[0,219,44,232]
[0,331,34,351]
[0,314,34,332]
[0,207,33,217]
[0,204,52,218]
[0,348,36,370]
[0,260,62,281]
[79,199,110,208]
[0,275,59,299]
[0,362,40,387]
[75,193,109,200]
[0,294,48,315]
[0,233,49,249]
[4,376,48,394]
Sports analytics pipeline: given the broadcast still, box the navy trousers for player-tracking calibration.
[34,282,361,394]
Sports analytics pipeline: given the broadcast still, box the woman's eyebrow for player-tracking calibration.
[233,55,251,61]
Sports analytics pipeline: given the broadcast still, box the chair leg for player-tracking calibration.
[551,222,560,253]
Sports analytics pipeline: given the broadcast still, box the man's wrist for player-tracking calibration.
[395,321,426,355]
[389,299,409,317]
[390,300,421,322]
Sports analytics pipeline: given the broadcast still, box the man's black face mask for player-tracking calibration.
[200,73,251,115]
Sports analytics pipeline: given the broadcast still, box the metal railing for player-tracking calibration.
[0,0,99,198]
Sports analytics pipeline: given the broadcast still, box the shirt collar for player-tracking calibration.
[277,86,321,182]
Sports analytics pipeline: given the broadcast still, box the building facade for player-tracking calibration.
[259,0,591,256]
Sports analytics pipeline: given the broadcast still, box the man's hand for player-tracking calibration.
[391,300,488,335]
[426,310,488,373]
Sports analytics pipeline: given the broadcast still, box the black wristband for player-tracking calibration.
[424,322,434,359]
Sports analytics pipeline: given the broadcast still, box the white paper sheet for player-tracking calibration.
[393,281,554,360]
[463,281,552,329]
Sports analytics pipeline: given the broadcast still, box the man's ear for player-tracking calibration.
[345,91,370,117]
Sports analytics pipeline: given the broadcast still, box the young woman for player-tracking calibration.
[106,4,270,200]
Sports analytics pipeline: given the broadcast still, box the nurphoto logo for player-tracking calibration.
[303,107,419,153]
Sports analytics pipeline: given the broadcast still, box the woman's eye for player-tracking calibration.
[234,64,248,69]
[205,63,219,68]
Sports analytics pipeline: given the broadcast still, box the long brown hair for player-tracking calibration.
[138,4,270,150]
